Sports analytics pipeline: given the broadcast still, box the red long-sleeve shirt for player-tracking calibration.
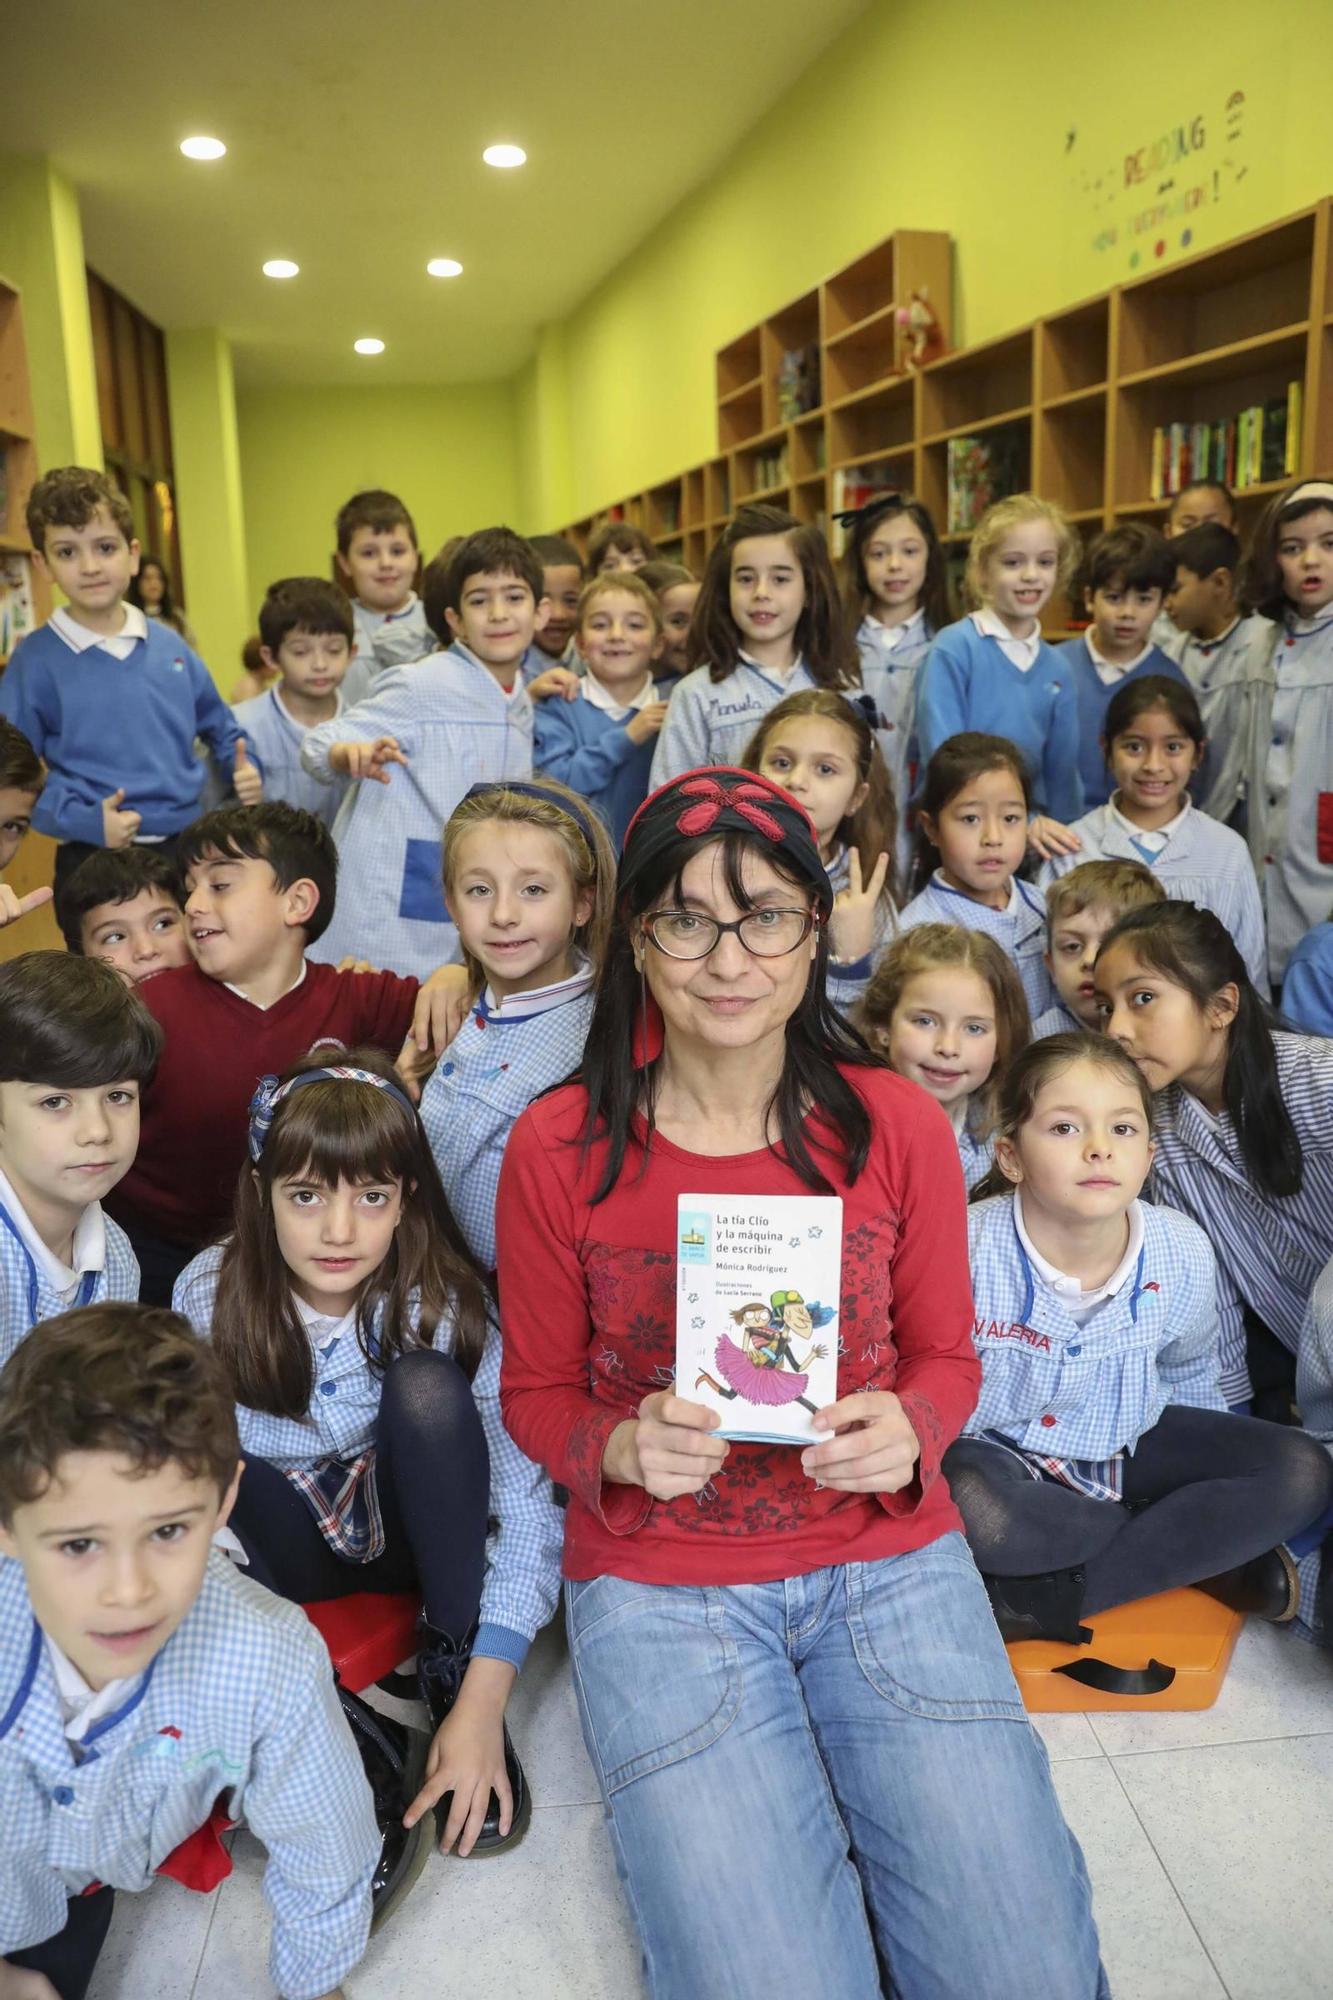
[497,1064,980,1587]
[110,961,418,1249]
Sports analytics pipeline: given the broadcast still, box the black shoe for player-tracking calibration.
[985,1566,1092,1646]
[1197,1545,1299,1623]
[458,1726,532,1857]
[416,1620,533,1856]
[337,1685,433,1931]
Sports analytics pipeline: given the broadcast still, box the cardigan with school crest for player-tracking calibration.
[649,657,827,786]
[1248,611,1333,980]
[419,961,595,1276]
[173,1250,563,1672]
[915,617,1083,822]
[964,1193,1225,1461]
[0,1551,378,2000]
[1148,1032,1333,1407]
[898,870,1053,1020]
[301,642,535,978]
[230,685,350,827]
[1056,635,1188,811]
[1038,796,1269,996]
[0,1181,139,1369]
[1159,612,1275,827]
[533,674,676,847]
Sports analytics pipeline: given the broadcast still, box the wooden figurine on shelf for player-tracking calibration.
[896,288,945,370]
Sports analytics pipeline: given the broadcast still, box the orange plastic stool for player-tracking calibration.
[303,1591,422,1693]
[1008,1586,1244,1712]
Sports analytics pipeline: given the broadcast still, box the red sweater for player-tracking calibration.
[496,1065,980,1588]
[110,961,418,1247]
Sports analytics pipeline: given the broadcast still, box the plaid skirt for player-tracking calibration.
[283,1446,384,1561]
[977,1428,1125,1504]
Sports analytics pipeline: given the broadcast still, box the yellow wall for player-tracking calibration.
[166,328,251,677]
[236,381,520,620]
[0,151,101,471]
[524,0,1329,526]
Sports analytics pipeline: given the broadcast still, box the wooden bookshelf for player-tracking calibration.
[559,200,1333,582]
[0,275,60,959]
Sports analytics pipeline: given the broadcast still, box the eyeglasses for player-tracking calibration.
[642,907,817,960]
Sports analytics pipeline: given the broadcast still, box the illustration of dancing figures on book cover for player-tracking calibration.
[675,1194,842,1444]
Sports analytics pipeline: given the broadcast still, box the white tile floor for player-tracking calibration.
[88,1611,1333,2000]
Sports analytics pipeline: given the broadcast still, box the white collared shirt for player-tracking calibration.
[972,607,1040,672]
[1106,792,1189,858]
[1015,1191,1145,1324]
[222,960,308,1012]
[739,649,801,684]
[581,670,656,722]
[866,607,927,655]
[50,602,148,663]
[274,685,343,733]
[0,1163,106,1304]
[480,953,594,1024]
[46,1634,140,1746]
[1086,633,1153,686]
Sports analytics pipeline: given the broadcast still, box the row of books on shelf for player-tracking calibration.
[1149,383,1302,499]
[746,446,791,493]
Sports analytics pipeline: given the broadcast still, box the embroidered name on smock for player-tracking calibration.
[974,1315,1051,1351]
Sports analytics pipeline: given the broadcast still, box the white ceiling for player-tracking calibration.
[5,0,872,387]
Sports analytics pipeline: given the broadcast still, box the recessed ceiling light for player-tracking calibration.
[483,143,526,169]
[262,259,300,280]
[353,337,385,356]
[427,258,464,279]
[180,135,226,161]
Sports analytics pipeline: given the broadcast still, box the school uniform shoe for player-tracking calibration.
[337,1685,433,1930]
[1197,1545,1300,1623]
[416,1619,534,1856]
[983,1566,1092,1646]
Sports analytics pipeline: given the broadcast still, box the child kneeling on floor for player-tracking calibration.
[945,1033,1333,1644]
[0,1302,383,2000]
[173,1050,561,1863]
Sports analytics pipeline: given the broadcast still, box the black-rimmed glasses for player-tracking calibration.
[642,907,817,960]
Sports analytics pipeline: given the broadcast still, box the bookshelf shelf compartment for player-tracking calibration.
[919,330,1034,438]
[1040,297,1110,402]
[1117,213,1316,376]
[920,405,1033,447]
[1037,401,1108,519]
[1118,323,1309,393]
[1042,383,1108,413]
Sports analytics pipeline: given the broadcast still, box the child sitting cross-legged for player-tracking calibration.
[533,571,675,847]
[0,1301,388,1999]
[106,802,459,1308]
[0,953,158,1369]
[945,1033,1333,1643]
[174,1051,562,1859]
[1031,857,1165,1039]
[56,845,191,987]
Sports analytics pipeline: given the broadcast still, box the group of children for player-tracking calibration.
[0,456,1331,1997]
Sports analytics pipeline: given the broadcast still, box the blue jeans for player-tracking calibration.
[567,1533,1109,2000]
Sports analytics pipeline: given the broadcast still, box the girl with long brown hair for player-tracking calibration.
[173,1048,562,1864]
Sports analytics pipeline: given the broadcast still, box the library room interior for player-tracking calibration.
[3,4,1333,1999]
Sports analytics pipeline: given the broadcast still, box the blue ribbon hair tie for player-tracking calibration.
[246,1065,417,1162]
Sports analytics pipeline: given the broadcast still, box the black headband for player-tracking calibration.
[620,767,833,914]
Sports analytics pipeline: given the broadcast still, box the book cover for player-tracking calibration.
[675,1194,842,1444]
[1286,379,1303,476]
[1260,396,1288,483]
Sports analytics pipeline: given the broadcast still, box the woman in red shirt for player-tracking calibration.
[497,769,1107,2000]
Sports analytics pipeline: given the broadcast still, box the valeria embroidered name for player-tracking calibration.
[974,1316,1052,1352]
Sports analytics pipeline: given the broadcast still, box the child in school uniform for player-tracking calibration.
[916,493,1083,830]
[56,845,191,986]
[232,577,355,827]
[334,487,432,707]
[1281,913,1333,1037]
[534,572,673,846]
[420,781,616,1274]
[1241,479,1333,984]
[0,468,260,896]
[898,732,1054,1019]
[0,718,51,933]
[1097,901,1333,1409]
[302,529,579,978]
[1293,1257,1333,1645]
[839,491,949,860]
[1160,522,1275,829]
[943,1033,1332,1642]
[527,535,585,670]
[1058,523,1186,811]
[175,1053,562,1860]
[0,1302,389,1998]
[650,502,861,785]
[1031,857,1164,1039]
[587,521,657,574]
[1039,676,1269,994]
[638,559,701,689]
[0,955,154,1367]
[856,924,1029,1191]
[742,688,898,1015]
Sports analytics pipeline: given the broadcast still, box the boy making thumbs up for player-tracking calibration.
[0,468,257,896]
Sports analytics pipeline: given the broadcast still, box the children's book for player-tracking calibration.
[675,1194,842,1444]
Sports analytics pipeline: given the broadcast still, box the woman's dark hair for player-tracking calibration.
[1243,480,1333,621]
[741,688,899,910]
[0,951,163,1087]
[580,829,883,1202]
[970,1031,1154,1201]
[1095,902,1302,1198]
[692,503,859,689]
[1101,674,1205,755]
[211,1048,491,1419]
[127,555,186,633]
[910,732,1031,896]
[839,493,950,636]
